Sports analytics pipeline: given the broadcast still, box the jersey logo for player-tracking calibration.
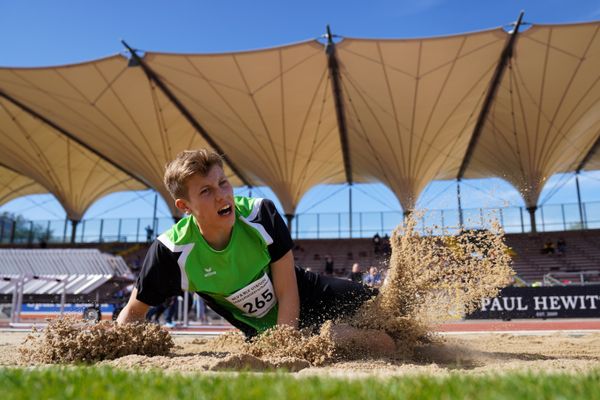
[204,267,217,277]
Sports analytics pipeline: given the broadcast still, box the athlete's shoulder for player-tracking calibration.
[159,215,197,247]
[235,196,274,219]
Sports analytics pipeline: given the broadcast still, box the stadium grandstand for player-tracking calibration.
[1,16,600,325]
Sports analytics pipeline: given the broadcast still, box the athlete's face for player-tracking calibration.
[175,165,235,233]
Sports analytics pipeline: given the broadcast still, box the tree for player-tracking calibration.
[0,212,54,244]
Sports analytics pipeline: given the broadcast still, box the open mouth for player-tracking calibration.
[217,204,232,216]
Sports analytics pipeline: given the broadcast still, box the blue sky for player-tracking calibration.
[1,0,600,222]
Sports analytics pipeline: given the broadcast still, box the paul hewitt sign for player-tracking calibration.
[467,286,600,319]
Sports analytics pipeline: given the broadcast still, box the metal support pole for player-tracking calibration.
[575,173,585,229]
[317,214,320,239]
[561,204,566,231]
[152,192,158,240]
[70,219,79,244]
[284,214,294,230]
[99,219,104,242]
[28,221,34,245]
[183,291,189,328]
[46,220,51,242]
[527,206,538,233]
[519,207,525,233]
[117,218,122,241]
[359,212,362,237]
[60,281,66,316]
[177,297,183,323]
[62,218,68,243]
[457,180,464,230]
[380,212,384,235]
[136,218,140,242]
[80,220,86,242]
[0,217,5,243]
[348,185,353,238]
[195,293,200,322]
[295,214,299,239]
[9,219,16,244]
[441,209,446,234]
[10,278,19,324]
[15,276,26,324]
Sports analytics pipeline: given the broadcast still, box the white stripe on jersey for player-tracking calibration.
[239,198,274,245]
[157,233,194,291]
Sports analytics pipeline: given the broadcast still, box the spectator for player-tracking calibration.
[363,266,382,287]
[145,225,154,242]
[146,299,167,323]
[372,233,382,255]
[163,296,179,328]
[192,294,208,324]
[541,239,555,255]
[382,233,391,258]
[324,255,334,275]
[556,238,567,256]
[349,263,363,283]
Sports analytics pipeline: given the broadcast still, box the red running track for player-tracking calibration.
[436,319,600,332]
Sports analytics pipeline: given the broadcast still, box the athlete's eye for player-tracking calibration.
[200,188,210,196]
[219,179,229,187]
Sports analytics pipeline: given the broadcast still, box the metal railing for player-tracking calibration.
[543,271,600,286]
[1,200,599,244]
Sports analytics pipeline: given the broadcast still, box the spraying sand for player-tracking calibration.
[19,316,173,364]
[347,217,514,357]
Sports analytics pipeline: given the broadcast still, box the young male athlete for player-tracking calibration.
[117,149,377,338]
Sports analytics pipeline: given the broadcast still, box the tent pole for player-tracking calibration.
[121,40,252,187]
[349,185,353,238]
[325,26,353,187]
[70,219,79,244]
[152,192,158,239]
[575,173,585,229]
[456,11,524,180]
[284,214,294,230]
[527,206,538,233]
[457,179,464,230]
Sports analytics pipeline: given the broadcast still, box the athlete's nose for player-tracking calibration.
[216,185,228,202]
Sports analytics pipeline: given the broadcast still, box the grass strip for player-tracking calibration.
[1,367,600,400]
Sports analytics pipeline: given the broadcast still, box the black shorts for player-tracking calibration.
[295,266,377,330]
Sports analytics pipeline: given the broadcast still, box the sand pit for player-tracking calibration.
[2,329,600,376]
[3,218,585,377]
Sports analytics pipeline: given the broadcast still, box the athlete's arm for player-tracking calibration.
[270,249,299,329]
[116,287,150,324]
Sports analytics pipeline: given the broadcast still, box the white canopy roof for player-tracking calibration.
[464,22,600,208]
[0,164,46,206]
[0,20,598,218]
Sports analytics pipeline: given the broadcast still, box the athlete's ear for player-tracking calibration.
[175,198,189,214]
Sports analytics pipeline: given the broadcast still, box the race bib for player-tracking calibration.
[225,273,277,318]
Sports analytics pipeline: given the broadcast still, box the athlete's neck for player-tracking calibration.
[197,221,233,251]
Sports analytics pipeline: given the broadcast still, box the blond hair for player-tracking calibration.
[164,149,224,200]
